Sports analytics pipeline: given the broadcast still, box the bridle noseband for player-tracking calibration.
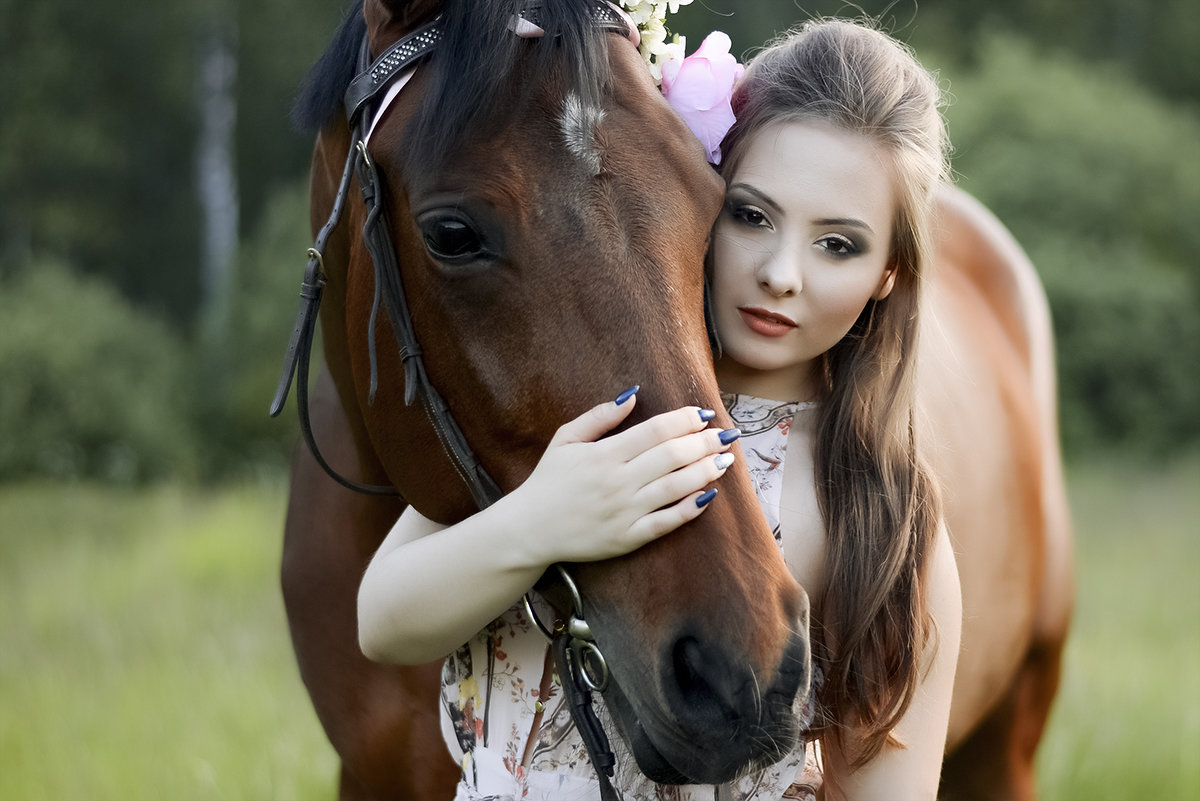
[270,6,633,797]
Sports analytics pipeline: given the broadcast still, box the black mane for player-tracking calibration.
[406,0,610,169]
[291,0,611,161]
[291,1,367,132]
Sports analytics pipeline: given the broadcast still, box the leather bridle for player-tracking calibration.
[270,6,634,797]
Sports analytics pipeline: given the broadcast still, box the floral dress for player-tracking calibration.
[439,395,821,801]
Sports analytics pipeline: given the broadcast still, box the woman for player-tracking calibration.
[357,18,961,800]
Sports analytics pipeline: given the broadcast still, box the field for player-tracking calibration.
[1,461,1198,800]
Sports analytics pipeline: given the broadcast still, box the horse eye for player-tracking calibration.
[420,217,489,264]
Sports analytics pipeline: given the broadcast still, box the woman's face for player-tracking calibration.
[711,120,898,400]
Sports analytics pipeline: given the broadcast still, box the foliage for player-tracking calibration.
[190,181,309,478]
[1,1,1197,479]
[0,0,338,322]
[672,0,1200,107]
[940,35,1200,454]
[0,0,204,315]
[0,263,194,482]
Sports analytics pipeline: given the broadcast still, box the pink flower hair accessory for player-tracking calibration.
[660,31,743,165]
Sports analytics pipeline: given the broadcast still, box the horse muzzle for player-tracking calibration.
[602,619,812,785]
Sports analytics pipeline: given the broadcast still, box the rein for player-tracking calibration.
[270,6,632,797]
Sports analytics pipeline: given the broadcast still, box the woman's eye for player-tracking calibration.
[729,203,772,229]
[817,235,859,257]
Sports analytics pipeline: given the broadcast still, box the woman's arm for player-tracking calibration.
[357,391,739,665]
[821,522,963,801]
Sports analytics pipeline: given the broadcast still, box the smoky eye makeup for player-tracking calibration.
[725,200,772,229]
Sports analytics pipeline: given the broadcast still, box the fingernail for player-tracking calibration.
[698,408,716,422]
[615,385,640,406]
[695,488,718,508]
[718,428,741,445]
[714,453,735,470]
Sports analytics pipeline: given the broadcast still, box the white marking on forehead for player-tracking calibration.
[560,92,606,176]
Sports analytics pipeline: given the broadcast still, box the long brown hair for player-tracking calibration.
[719,18,950,764]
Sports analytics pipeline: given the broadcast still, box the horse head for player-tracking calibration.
[298,0,810,784]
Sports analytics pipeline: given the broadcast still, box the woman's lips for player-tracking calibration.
[738,307,797,338]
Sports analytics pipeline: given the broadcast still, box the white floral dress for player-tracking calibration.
[439,395,821,801]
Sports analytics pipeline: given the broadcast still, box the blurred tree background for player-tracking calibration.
[0,0,1196,482]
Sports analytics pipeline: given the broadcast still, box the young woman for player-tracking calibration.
[357,18,961,801]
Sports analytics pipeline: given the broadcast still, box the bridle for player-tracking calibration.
[269,5,634,797]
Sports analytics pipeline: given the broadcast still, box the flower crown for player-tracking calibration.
[613,0,744,165]
[612,0,694,80]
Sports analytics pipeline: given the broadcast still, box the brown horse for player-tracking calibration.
[922,187,1073,801]
[277,2,1071,800]
[279,0,809,797]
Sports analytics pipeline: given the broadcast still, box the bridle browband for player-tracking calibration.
[270,6,633,797]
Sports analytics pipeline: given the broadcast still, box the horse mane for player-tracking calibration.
[291,0,611,156]
[404,0,610,170]
[291,1,367,132]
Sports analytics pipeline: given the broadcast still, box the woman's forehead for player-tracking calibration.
[728,121,897,227]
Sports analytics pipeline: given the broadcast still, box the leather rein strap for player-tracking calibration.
[270,8,630,797]
[271,17,500,505]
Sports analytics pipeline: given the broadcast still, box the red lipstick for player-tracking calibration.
[738,307,797,338]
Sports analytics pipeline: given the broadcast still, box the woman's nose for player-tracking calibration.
[756,253,801,297]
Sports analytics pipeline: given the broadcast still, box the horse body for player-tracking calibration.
[279,3,1070,799]
[921,187,1073,801]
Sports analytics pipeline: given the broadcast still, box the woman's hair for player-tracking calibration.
[720,19,950,765]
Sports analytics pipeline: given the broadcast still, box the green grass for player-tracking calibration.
[1,462,1197,800]
[1035,458,1200,801]
[0,481,337,801]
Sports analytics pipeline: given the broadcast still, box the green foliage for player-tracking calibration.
[0,263,195,482]
[189,181,308,478]
[3,1,1197,478]
[941,35,1200,454]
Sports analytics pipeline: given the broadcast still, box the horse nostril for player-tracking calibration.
[671,636,739,721]
[673,637,704,698]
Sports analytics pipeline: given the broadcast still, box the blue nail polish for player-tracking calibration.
[615,385,640,406]
[698,408,716,422]
[719,428,741,445]
[714,453,735,470]
[695,488,718,508]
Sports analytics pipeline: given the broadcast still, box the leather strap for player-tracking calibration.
[270,122,398,496]
[344,19,442,127]
[553,633,621,801]
[354,139,504,509]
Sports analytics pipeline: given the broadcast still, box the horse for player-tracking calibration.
[276,0,810,798]
[275,2,1072,799]
[922,187,1073,801]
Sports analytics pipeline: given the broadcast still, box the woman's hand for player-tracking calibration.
[358,385,741,665]
[500,385,741,567]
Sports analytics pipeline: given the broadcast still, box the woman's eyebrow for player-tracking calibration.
[727,183,784,215]
[813,217,875,233]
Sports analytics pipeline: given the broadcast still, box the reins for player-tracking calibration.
[270,6,631,797]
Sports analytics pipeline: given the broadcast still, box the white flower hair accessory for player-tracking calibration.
[609,2,743,164]
[612,0,695,81]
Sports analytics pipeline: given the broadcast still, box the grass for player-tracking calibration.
[1,460,1197,800]
[0,481,337,801]
[1035,458,1200,800]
